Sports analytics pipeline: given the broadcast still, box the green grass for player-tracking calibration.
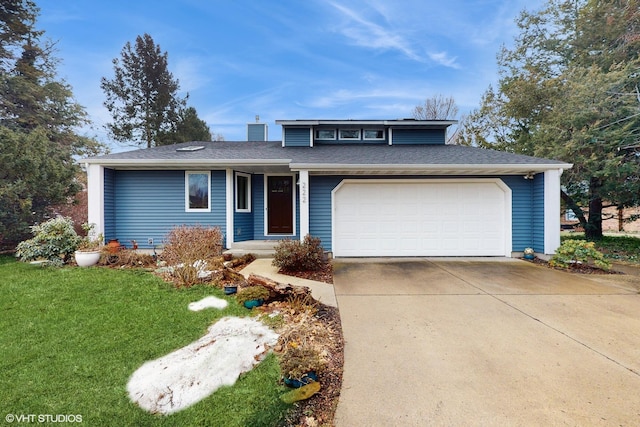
[0,256,290,426]
[561,234,640,264]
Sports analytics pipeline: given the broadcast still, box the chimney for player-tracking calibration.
[247,115,268,141]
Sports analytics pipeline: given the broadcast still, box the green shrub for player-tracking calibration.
[237,286,271,304]
[161,225,224,287]
[15,216,81,266]
[550,239,611,271]
[272,234,325,272]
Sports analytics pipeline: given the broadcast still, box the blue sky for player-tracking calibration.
[37,0,541,151]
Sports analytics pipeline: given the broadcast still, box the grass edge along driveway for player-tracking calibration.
[0,256,290,427]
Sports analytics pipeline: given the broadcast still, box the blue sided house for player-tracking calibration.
[83,119,572,257]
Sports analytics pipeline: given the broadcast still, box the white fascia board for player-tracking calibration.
[290,163,573,173]
[82,159,291,168]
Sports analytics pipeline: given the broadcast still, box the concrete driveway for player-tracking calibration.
[332,258,640,426]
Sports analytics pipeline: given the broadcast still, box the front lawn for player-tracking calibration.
[561,233,640,265]
[0,256,290,426]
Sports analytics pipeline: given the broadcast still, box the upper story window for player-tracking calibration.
[363,129,384,140]
[235,172,251,212]
[339,129,360,140]
[315,129,336,140]
[185,171,211,212]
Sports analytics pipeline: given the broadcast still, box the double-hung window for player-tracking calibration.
[185,171,211,212]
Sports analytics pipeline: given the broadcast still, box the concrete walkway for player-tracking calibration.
[333,258,640,426]
[239,258,337,307]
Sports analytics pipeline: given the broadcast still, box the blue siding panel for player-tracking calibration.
[392,129,445,145]
[112,170,226,249]
[253,175,265,239]
[309,176,345,252]
[533,175,545,252]
[233,173,255,242]
[283,128,311,147]
[247,123,267,141]
[104,168,116,241]
[234,213,253,242]
[501,176,535,252]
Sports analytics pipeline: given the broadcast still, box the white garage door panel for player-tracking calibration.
[333,180,509,257]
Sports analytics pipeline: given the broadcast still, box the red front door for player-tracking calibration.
[267,176,294,234]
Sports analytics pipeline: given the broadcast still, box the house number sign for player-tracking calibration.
[300,181,307,204]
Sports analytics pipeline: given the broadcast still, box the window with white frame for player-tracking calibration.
[185,171,211,212]
[315,129,336,140]
[363,129,385,140]
[235,172,251,212]
[339,129,361,140]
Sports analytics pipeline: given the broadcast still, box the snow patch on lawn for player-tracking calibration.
[188,296,228,311]
[127,316,279,415]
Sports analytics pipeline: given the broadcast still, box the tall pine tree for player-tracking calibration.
[0,0,102,247]
[101,34,186,148]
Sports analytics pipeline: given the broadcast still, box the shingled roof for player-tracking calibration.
[84,140,571,175]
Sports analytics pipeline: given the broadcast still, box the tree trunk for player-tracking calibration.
[561,190,587,228]
[585,177,603,241]
[618,206,624,232]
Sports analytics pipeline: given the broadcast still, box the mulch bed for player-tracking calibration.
[523,257,624,274]
[278,262,334,284]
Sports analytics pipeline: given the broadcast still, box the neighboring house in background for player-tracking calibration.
[563,206,640,233]
[83,119,572,257]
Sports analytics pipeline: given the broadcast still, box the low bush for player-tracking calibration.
[161,225,223,287]
[15,216,81,266]
[550,239,611,270]
[272,235,325,272]
[237,286,270,304]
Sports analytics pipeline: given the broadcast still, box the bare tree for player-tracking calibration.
[412,94,461,144]
[412,94,459,120]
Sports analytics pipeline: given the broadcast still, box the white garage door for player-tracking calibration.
[332,179,511,257]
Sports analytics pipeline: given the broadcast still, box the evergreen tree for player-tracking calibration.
[101,33,186,148]
[462,0,640,239]
[0,0,101,247]
[157,106,212,145]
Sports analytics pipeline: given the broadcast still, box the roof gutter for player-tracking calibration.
[290,162,573,174]
[82,158,292,168]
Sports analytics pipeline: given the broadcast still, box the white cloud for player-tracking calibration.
[428,51,461,69]
[328,1,424,62]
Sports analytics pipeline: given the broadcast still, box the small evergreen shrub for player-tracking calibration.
[272,234,325,272]
[15,216,81,266]
[550,239,611,271]
[161,225,223,287]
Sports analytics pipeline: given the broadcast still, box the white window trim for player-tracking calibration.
[185,171,211,212]
[338,128,361,140]
[363,129,385,140]
[264,173,297,237]
[315,129,336,140]
[235,172,252,213]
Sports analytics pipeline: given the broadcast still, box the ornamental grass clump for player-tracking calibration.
[161,225,223,287]
[550,239,611,271]
[272,234,325,272]
[16,216,81,266]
